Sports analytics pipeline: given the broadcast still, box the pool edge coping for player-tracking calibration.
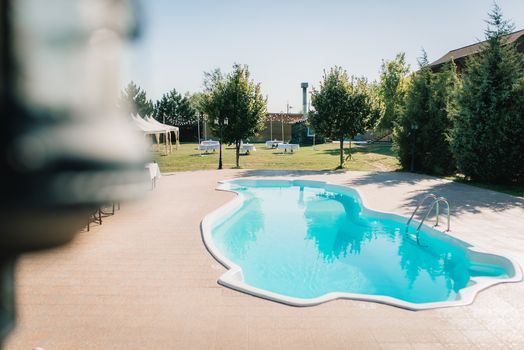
[200,177,523,311]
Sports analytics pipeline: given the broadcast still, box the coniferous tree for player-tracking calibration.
[426,62,460,175]
[451,5,524,184]
[393,53,432,172]
[155,89,197,126]
[393,52,458,175]
[154,89,198,142]
[119,81,154,117]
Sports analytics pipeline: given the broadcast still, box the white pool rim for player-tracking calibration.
[201,178,522,311]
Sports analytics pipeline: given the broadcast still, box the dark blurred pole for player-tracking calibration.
[0,0,17,340]
[218,124,223,170]
[217,118,228,170]
[197,112,201,145]
[0,0,148,343]
[0,258,15,345]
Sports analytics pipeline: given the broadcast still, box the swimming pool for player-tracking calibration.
[202,179,521,310]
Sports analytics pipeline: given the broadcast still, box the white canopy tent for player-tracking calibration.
[130,114,179,154]
[145,116,180,150]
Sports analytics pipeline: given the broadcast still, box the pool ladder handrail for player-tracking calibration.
[416,197,450,233]
[405,194,438,234]
[405,194,451,244]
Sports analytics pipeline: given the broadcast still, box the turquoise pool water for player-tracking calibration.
[210,180,513,304]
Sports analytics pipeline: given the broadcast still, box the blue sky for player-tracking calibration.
[123,0,524,112]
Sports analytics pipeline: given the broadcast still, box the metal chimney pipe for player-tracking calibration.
[301,82,308,116]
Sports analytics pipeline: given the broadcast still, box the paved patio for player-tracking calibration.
[6,170,524,350]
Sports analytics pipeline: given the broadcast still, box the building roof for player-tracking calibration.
[429,29,524,68]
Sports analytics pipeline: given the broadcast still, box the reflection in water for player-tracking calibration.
[398,236,470,292]
[304,192,373,261]
[304,190,471,296]
[398,238,443,288]
[297,186,305,207]
[214,193,264,259]
[211,182,511,303]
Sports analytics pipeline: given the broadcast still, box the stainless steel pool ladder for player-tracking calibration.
[405,194,450,244]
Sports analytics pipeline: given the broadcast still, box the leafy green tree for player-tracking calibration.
[201,64,267,169]
[200,69,226,167]
[366,81,384,132]
[119,81,154,117]
[188,92,206,113]
[377,53,410,131]
[309,66,375,168]
[393,52,458,175]
[450,5,524,184]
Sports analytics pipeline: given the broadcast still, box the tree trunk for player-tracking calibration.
[339,136,344,168]
[235,141,240,168]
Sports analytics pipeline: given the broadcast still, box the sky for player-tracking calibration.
[122,0,524,112]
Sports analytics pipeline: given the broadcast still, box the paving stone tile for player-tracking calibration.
[5,170,524,349]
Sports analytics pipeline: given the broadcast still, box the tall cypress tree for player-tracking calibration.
[393,53,431,172]
[451,5,524,184]
[393,52,458,175]
[426,62,460,175]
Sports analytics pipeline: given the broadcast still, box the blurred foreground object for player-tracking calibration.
[0,0,148,342]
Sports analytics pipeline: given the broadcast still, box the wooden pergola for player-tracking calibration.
[264,112,306,124]
[263,112,307,142]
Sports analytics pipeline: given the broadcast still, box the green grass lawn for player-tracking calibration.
[152,142,523,198]
[153,142,400,172]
